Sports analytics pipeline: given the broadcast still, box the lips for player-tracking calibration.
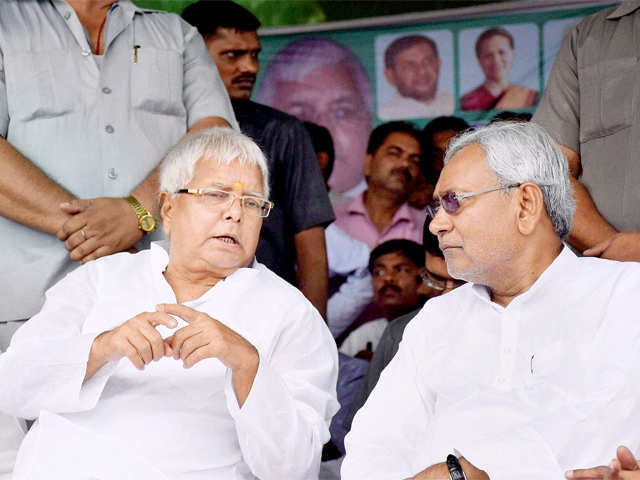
[439,244,461,253]
[232,74,256,87]
[212,234,239,246]
[390,168,411,182]
[379,285,402,297]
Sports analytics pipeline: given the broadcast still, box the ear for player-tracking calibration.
[159,191,173,236]
[384,67,397,87]
[516,183,545,236]
[363,153,373,177]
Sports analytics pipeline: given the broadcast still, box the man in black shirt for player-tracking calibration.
[182,1,334,317]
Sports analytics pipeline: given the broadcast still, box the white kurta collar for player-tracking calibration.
[470,245,574,310]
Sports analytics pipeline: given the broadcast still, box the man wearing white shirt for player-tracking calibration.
[379,35,454,121]
[0,128,338,480]
[342,121,640,479]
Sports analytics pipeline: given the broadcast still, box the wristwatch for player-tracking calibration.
[446,454,467,480]
[124,195,156,234]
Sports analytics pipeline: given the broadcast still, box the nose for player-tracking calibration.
[428,203,452,237]
[238,54,258,75]
[223,195,243,222]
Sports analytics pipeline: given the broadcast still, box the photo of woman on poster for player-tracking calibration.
[460,27,538,111]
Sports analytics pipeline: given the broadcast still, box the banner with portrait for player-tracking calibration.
[253,1,614,193]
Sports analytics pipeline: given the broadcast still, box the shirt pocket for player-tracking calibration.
[578,56,638,143]
[130,47,184,118]
[4,50,75,121]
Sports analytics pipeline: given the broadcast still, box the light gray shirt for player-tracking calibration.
[533,1,640,233]
[0,0,237,320]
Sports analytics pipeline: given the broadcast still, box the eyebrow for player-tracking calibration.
[207,182,264,197]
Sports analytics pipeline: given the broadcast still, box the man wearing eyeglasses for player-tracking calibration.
[0,127,339,480]
[342,121,640,479]
[182,0,335,318]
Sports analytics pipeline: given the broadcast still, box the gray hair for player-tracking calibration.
[445,122,574,239]
[159,127,270,199]
[256,38,374,118]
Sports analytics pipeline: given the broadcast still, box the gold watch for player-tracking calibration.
[124,195,156,233]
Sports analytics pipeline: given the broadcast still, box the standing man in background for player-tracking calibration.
[182,0,334,317]
[533,1,640,261]
[0,0,235,349]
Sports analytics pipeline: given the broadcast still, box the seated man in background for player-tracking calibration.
[408,116,470,210]
[339,239,425,359]
[305,121,373,338]
[333,122,425,249]
[342,121,640,479]
[345,217,464,432]
[0,128,339,480]
[182,0,334,318]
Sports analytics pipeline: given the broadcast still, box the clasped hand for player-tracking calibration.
[94,304,257,371]
[57,197,143,263]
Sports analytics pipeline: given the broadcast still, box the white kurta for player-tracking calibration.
[0,242,339,480]
[342,247,640,479]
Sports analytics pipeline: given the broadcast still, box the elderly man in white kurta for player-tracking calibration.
[342,122,640,480]
[0,127,339,480]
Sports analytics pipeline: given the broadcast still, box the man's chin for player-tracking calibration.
[229,87,253,100]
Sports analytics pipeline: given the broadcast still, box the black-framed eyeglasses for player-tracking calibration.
[176,188,273,218]
[426,184,521,220]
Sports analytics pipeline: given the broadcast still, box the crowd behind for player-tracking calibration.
[1,0,639,479]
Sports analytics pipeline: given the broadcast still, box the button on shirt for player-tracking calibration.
[343,247,640,479]
[0,0,237,321]
[532,1,640,232]
[333,192,426,249]
[0,242,339,480]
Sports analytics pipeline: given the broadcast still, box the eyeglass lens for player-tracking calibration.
[427,193,461,219]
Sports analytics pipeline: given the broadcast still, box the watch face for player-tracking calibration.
[140,214,156,232]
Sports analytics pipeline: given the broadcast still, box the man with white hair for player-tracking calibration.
[0,127,339,480]
[342,122,640,479]
[257,38,373,196]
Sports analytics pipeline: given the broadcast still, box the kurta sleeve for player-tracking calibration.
[0,263,117,419]
[179,20,238,130]
[341,318,436,480]
[223,301,339,480]
[532,25,581,153]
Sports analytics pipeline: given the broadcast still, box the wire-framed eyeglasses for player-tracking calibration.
[176,188,273,218]
[426,184,521,220]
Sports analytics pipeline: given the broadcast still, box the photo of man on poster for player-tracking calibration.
[377,32,454,120]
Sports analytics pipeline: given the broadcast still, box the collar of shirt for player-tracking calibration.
[470,244,573,311]
[51,1,138,54]
[607,0,640,19]
[149,241,259,309]
[347,192,419,228]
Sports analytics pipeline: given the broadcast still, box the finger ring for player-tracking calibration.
[80,229,88,240]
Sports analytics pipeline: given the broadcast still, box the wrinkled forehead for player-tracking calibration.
[193,156,264,193]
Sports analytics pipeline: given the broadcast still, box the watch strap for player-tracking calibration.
[124,195,155,233]
[446,454,467,480]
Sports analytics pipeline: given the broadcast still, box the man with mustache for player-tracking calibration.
[339,239,424,359]
[333,122,426,250]
[182,1,334,317]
